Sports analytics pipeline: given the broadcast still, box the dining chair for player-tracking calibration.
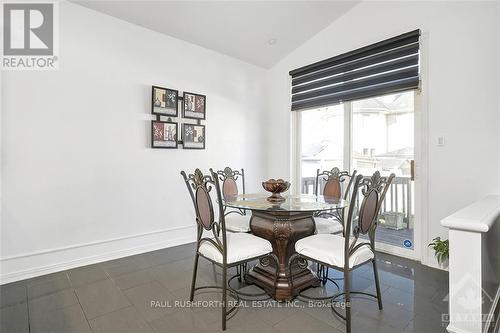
[313,167,357,282]
[181,168,278,331]
[216,167,251,233]
[289,171,395,333]
[313,167,357,235]
[216,167,251,282]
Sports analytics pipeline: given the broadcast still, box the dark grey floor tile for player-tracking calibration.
[89,306,153,333]
[294,300,343,327]
[0,282,27,308]
[274,311,342,332]
[179,288,225,325]
[29,289,79,318]
[137,249,172,267]
[26,271,68,287]
[153,264,207,292]
[430,285,450,307]
[102,260,142,278]
[30,303,91,333]
[168,257,199,272]
[68,265,109,287]
[0,302,29,333]
[27,275,71,299]
[123,281,177,322]
[224,307,284,333]
[405,312,449,333]
[149,309,218,333]
[167,244,197,262]
[295,280,340,300]
[112,268,155,290]
[383,273,439,299]
[251,301,300,326]
[129,253,155,269]
[411,299,449,322]
[350,296,414,330]
[136,245,197,268]
[337,315,403,333]
[75,279,130,319]
[100,257,135,268]
[16,243,450,332]
[383,286,440,313]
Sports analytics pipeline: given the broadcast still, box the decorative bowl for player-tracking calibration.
[262,179,290,203]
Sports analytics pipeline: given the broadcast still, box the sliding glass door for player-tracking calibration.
[295,91,416,256]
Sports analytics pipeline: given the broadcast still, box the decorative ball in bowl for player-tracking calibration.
[262,179,290,203]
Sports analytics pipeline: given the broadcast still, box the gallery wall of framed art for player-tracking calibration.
[150,85,206,150]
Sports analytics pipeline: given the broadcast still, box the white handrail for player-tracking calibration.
[441,195,500,233]
[441,195,500,333]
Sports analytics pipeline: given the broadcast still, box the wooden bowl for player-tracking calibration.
[262,179,290,202]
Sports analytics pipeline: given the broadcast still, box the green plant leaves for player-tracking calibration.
[428,237,449,264]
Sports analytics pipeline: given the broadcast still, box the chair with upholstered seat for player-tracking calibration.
[290,171,395,333]
[216,167,251,233]
[313,167,357,235]
[216,167,252,281]
[181,168,278,331]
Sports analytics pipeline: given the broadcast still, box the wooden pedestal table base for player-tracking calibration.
[246,210,320,301]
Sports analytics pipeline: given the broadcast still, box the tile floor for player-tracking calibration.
[0,243,449,333]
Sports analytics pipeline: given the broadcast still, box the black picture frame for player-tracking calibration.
[152,86,178,117]
[151,120,178,149]
[182,123,205,149]
[182,91,206,120]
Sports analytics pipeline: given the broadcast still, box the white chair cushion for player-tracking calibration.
[225,214,251,232]
[314,217,343,234]
[199,233,272,264]
[295,234,374,268]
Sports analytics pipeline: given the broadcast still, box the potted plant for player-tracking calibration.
[428,237,449,269]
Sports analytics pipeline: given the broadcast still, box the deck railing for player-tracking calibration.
[301,175,414,227]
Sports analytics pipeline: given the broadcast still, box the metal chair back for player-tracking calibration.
[181,168,228,263]
[315,167,357,200]
[344,171,395,267]
[216,167,245,200]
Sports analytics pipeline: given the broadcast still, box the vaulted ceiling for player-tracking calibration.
[73,1,358,68]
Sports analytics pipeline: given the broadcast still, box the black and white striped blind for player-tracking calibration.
[289,30,420,111]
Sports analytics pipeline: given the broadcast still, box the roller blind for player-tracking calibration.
[289,30,420,111]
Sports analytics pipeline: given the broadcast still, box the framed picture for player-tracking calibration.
[182,123,205,149]
[152,120,178,149]
[152,86,178,116]
[182,92,206,120]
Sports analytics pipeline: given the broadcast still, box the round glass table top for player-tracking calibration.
[224,193,348,212]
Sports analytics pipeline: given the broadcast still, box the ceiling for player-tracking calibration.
[73,1,358,68]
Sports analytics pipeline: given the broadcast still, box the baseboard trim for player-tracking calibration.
[0,225,196,284]
[1,225,192,261]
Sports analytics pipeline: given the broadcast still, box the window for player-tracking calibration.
[352,92,414,178]
[294,91,415,250]
[296,91,414,192]
[299,104,344,194]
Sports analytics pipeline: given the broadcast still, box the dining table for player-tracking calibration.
[224,193,348,301]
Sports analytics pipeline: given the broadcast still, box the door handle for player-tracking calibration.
[410,160,415,181]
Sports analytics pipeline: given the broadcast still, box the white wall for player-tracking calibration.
[0,2,267,283]
[2,1,499,283]
[265,1,500,267]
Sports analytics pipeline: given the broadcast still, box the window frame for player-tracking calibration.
[291,90,421,260]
